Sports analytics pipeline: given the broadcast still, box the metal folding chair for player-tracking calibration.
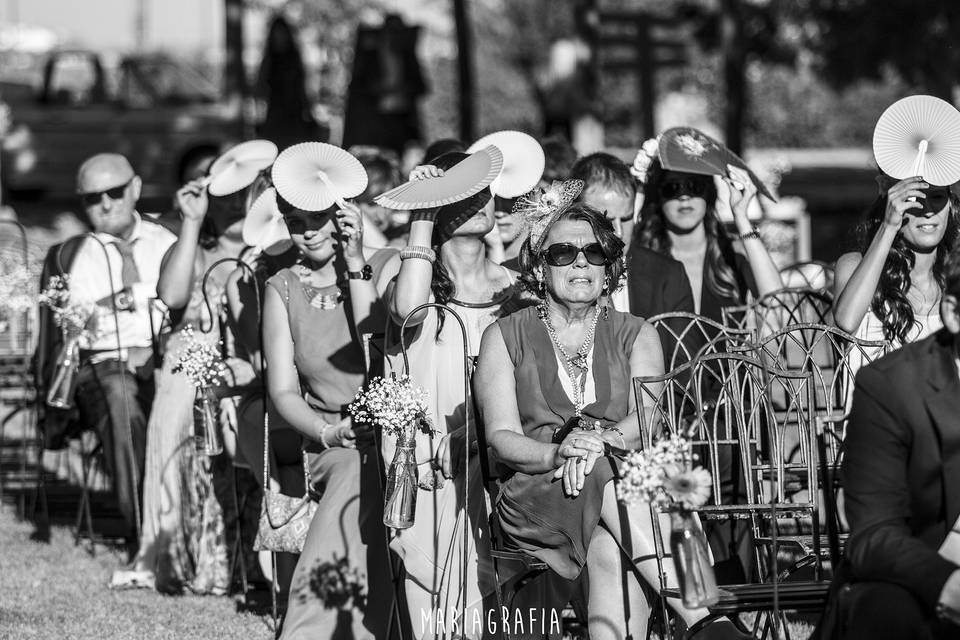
[722,287,833,340]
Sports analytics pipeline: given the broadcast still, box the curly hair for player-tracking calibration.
[856,191,960,343]
[634,159,743,303]
[517,202,626,299]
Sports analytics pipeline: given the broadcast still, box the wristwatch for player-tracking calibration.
[346,264,373,281]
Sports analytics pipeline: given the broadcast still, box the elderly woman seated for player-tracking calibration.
[474,183,748,640]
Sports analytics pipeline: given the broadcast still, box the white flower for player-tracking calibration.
[676,133,709,158]
[349,375,433,439]
[641,138,660,156]
[664,466,712,510]
[171,326,227,389]
[616,435,711,511]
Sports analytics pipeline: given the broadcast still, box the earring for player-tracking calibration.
[537,279,547,298]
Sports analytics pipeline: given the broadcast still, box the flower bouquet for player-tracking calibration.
[308,554,367,611]
[617,435,719,608]
[349,374,433,529]
[0,257,35,335]
[39,275,100,410]
[171,326,228,456]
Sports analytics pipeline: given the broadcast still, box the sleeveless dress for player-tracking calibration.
[132,247,255,594]
[382,276,532,639]
[849,308,943,381]
[276,250,397,640]
[495,306,644,580]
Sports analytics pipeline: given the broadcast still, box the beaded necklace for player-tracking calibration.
[538,303,602,415]
[296,260,342,310]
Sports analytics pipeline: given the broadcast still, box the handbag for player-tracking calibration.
[253,409,317,554]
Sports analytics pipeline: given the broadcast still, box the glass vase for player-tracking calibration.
[670,509,720,609]
[383,430,418,530]
[193,386,223,456]
[46,335,81,410]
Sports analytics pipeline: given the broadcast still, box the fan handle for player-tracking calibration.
[911,139,929,179]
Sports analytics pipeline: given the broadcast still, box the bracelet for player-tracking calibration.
[400,246,437,264]
[318,422,335,449]
[606,426,626,448]
[739,227,762,241]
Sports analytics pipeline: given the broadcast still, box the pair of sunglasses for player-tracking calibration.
[79,179,131,207]
[283,210,336,235]
[659,178,709,201]
[541,242,608,267]
[908,187,951,215]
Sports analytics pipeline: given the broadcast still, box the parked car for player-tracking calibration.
[1,50,243,199]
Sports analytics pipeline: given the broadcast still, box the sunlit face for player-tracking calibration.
[899,200,951,251]
[283,207,338,264]
[451,197,496,238]
[658,173,710,234]
[78,169,141,238]
[539,219,607,305]
[581,185,633,240]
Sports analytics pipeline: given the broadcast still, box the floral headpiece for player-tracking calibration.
[512,179,585,252]
[630,137,661,184]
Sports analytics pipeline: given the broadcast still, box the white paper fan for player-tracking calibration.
[374,145,503,210]
[467,131,545,198]
[205,140,279,196]
[271,143,368,211]
[873,95,960,186]
[242,187,292,255]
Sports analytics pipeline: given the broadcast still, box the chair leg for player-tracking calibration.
[270,551,280,639]
[229,465,249,595]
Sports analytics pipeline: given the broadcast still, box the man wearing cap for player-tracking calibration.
[35,153,175,538]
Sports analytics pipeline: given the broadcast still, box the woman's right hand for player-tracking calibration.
[408,164,444,182]
[884,177,928,229]
[552,429,605,497]
[322,416,368,449]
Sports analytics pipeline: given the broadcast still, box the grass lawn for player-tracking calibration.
[0,507,273,640]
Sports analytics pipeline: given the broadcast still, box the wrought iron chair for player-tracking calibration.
[721,287,833,340]
[752,323,890,568]
[633,352,830,639]
[648,312,754,372]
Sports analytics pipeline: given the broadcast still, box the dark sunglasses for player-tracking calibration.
[541,242,608,267]
[79,179,131,207]
[659,179,709,201]
[282,210,335,235]
[910,187,951,214]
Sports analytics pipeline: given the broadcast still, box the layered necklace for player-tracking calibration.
[538,303,602,415]
[296,260,342,310]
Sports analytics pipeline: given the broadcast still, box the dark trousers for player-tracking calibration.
[74,357,154,534]
[830,582,956,640]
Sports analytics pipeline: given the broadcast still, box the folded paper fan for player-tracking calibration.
[374,145,504,210]
[271,143,368,211]
[872,95,960,186]
[467,131,544,198]
[658,127,775,201]
[242,188,292,255]
[207,140,278,196]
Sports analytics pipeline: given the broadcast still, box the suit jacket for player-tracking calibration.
[841,329,960,611]
[625,244,694,319]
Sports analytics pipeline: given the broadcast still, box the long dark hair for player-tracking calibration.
[856,192,960,343]
[635,160,742,302]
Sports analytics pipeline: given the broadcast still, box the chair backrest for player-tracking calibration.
[722,287,833,339]
[753,323,890,462]
[634,351,821,573]
[648,311,754,372]
[779,261,835,292]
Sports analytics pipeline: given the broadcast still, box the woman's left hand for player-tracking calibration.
[337,202,365,269]
[725,164,758,220]
[433,433,459,480]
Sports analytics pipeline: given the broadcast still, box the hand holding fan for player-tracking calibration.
[201,140,278,196]
[658,127,775,201]
[467,131,544,198]
[271,143,368,211]
[374,145,504,210]
[872,95,960,186]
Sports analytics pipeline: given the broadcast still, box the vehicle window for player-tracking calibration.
[127,58,218,106]
[117,64,155,109]
[47,54,103,106]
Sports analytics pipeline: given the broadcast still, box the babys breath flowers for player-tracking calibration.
[349,375,433,439]
[617,435,712,511]
[0,258,35,317]
[308,555,367,611]
[171,326,227,389]
[38,275,100,339]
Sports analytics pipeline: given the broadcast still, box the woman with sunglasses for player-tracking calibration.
[111,178,256,594]
[259,148,398,639]
[633,159,783,321]
[376,150,534,639]
[834,175,959,362]
[474,188,748,640]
